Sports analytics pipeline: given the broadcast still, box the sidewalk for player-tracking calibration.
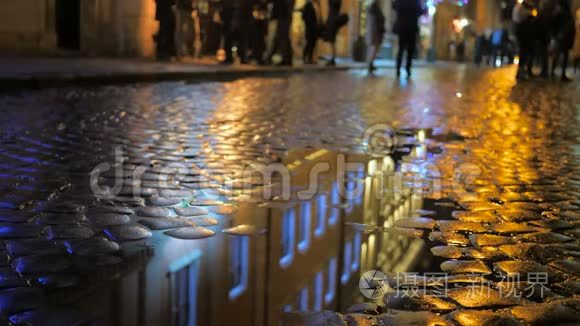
[0,57,420,90]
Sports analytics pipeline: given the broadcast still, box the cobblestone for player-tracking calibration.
[0,66,578,324]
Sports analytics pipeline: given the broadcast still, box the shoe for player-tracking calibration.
[396,69,401,78]
[220,59,234,65]
[406,68,411,78]
[368,64,377,73]
[326,58,336,67]
[561,75,572,82]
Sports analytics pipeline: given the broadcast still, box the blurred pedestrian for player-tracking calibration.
[512,0,534,80]
[267,0,295,65]
[366,0,385,73]
[532,0,556,77]
[233,0,253,63]
[300,0,319,64]
[392,0,424,78]
[550,0,575,81]
[220,0,235,64]
[175,0,195,59]
[155,0,177,61]
[324,0,348,66]
[250,0,269,64]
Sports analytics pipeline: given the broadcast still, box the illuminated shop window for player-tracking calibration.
[325,258,337,304]
[314,195,327,237]
[280,209,295,268]
[228,236,249,301]
[298,202,311,253]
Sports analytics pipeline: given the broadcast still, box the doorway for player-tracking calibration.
[55,0,80,50]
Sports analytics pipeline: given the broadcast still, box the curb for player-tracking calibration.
[0,64,366,91]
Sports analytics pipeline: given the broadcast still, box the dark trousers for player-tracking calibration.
[515,23,531,75]
[268,17,293,64]
[250,20,267,62]
[221,8,234,62]
[396,32,417,74]
[303,31,317,63]
[156,16,176,60]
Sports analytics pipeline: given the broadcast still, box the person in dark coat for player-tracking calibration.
[551,0,575,81]
[301,0,319,64]
[155,0,177,61]
[324,0,347,66]
[392,0,424,77]
[250,0,269,64]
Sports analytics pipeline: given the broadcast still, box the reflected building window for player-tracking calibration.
[298,287,309,311]
[356,165,365,205]
[298,202,311,253]
[341,240,352,284]
[314,271,324,311]
[229,236,249,301]
[280,209,296,268]
[314,195,326,237]
[169,250,201,326]
[328,181,340,226]
[325,257,337,304]
[352,232,361,271]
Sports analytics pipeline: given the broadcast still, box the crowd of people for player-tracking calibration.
[513,0,577,81]
[153,0,349,66]
[152,0,579,82]
[153,0,427,76]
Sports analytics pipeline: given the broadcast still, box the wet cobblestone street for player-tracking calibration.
[0,66,578,325]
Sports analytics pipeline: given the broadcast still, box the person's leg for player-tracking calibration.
[396,34,406,76]
[406,33,417,76]
[561,51,570,81]
[281,18,293,65]
[539,41,549,77]
[551,51,560,78]
[515,25,528,79]
[304,36,314,63]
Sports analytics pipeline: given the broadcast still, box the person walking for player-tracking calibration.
[175,0,195,60]
[366,0,385,73]
[392,0,424,78]
[551,0,575,81]
[300,0,319,64]
[512,0,534,80]
[324,0,348,66]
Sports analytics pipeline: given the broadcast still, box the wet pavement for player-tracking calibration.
[0,65,578,325]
